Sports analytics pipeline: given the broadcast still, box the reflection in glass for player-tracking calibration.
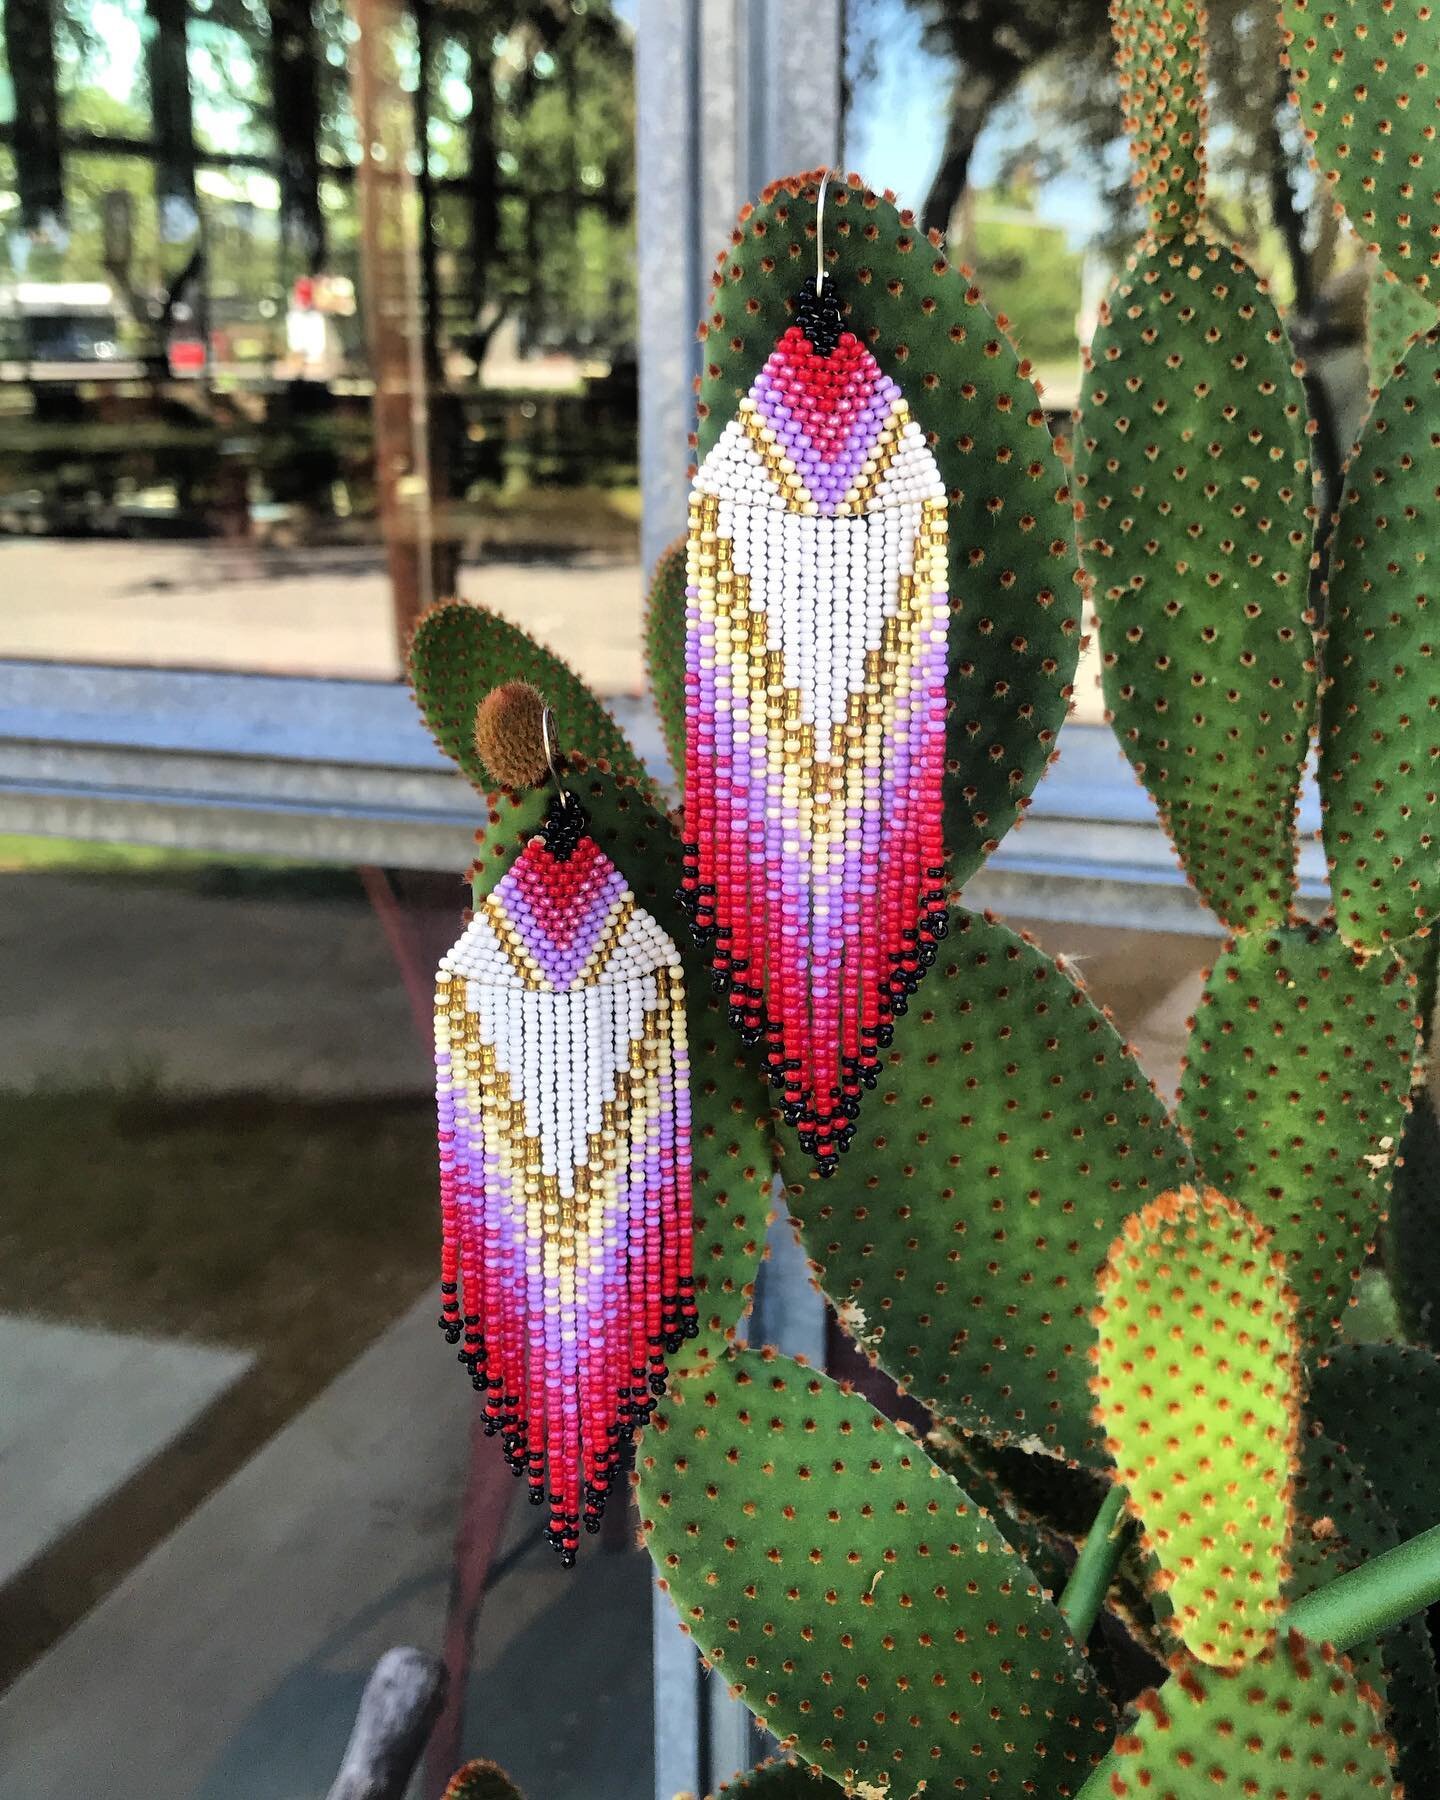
[0,0,639,689]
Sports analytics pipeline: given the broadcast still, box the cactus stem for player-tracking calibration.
[1057,1483,1128,1647]
[1284,1519,1440,1657]
[1075,1519,1440,1798]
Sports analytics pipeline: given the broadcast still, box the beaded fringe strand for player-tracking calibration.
[680,277,950,1173]
[434,797,697,1563]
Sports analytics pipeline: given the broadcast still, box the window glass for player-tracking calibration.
[0,0,639,689]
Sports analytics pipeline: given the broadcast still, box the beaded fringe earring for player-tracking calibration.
[435,691,697,1564]
[680,176,950,1175]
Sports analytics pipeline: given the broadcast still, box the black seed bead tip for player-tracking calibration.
[793,274,844,356]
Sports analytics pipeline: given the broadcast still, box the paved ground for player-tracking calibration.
[0,541,648,695]
[0,871,432,1098]
[0,1318,252,1590]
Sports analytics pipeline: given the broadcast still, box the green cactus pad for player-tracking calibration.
[1101,1633,1396,1798]
[787,907,1192,1468]
[1319,327,1440,947]
[1111,0,1209,236]
[1092,1186,1301,1669]
[710,1760,843,1800]
[1178,924,1420,1343]
[1384,1086,1440,1351]
[1290,1428,1440,1800]
[637,1347,1115,1796]
[441,1762,525,1800]
[1282,0,1440,294]
[1075,233,1315,931]
[643,537,689,794]
[697,171,1082,889]
[469,769,774,1372]
[1309,1343,1440,1541]
[407,599,651,797]
[1369,265,1440,387]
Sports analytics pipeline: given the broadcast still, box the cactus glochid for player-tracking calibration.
[412,1,1440,1793]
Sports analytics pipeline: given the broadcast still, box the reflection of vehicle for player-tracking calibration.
[0,282,133,379]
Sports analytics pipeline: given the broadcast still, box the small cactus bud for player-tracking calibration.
[473,680,550,791]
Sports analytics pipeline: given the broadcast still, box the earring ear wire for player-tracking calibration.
[815,168,830,295]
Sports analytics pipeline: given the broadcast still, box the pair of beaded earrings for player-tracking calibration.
[432,173,951,1558]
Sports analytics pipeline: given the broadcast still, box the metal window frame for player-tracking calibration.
[635,6,845,1793]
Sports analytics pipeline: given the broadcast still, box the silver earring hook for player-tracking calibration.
[540,703,570,809]
[815,169,830,296]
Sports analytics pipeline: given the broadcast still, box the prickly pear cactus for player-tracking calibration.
[442,1761,526,1800]
[409,599,653,796]
[786,907,1191,1468]
[1111,0,1209,234]
[410,4,1440,1792]
[1289,1428,1440,1800]
[1319,328,1440,946]
[1075,239,1315,931]
[1177,925,1420,1342]
[1368,266,1440,386]
[1103,1633,1397,1799]
[711,1765,844,1800]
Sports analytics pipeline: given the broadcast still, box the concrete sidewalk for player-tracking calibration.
[0,540,647,697]
[0,1318,252,1591]
[0,1293,653,1800]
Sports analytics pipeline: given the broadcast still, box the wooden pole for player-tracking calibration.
[348,0,456,654]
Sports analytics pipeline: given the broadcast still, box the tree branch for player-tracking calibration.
[326,1646,448,1800]
[921,66,1021,238]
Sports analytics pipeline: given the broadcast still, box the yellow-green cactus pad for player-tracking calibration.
[1319,327,1440,947]
[1111,0,1209,236]
[1075,233,1315,932]
[1178,924,1420,1344]
[408,598,651,797]
[637,1348,1115,1797]
[1102,1633,1397,1798]
[698,171,1082,890]
[1283,0,1440,294]
[1092,1186,1301,1669]
[470,769,773,1372]
[788,908,1191,1469]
